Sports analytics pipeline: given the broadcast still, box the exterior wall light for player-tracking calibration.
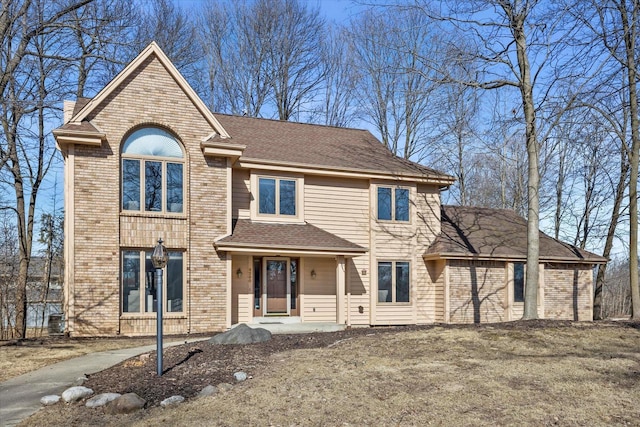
[311,269,317,279]
[236,268,243,278]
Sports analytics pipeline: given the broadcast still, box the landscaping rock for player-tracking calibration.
[85,392,121,408]
[209,323,272,345]
[40,395,60,406]
[74,375,88,385]
[217,382,233,392]
[106,392,146,414]
[198,385,218,397]
[160,395,185,407]
[61,386,94,403]
[234,371,247,382]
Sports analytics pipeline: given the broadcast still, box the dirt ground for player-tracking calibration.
[0,336,173,383]
[20,320,640,426]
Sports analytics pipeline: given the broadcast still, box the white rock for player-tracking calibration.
[234,371,247,382]
[40,395,60,406]
[61,386,94,402]
[85,392,121,408]
[160,395,185,407]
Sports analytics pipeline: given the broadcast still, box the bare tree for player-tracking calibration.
[264,0,326,121]
[65,0,136,97]
[577,0,640,319]
[410,0,594,319]
[0,0,95,339]
[134,0,201,89]
[348,7,439,159]
[199,0,325,121]
[0,209,18,339]
[311,25,359,127]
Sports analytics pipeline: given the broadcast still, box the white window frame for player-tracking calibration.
[377,260,411,304]
[251,173,304,223]
[121,129,185,216]
[376,185,410,222]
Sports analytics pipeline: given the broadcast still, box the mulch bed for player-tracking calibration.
[80,319,633,408]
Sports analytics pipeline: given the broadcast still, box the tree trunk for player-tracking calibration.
[620,2,640,320]
[594,145,629,319]
[512,13,540,320]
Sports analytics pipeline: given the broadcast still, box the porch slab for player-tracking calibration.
[243,322,346,334]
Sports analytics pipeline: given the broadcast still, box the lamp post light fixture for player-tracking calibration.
[151,238,169,376]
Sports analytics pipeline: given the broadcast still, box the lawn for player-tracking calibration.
[20,321,640,426]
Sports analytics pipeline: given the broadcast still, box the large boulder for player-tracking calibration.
[106,393,146,414]
[209,324,272,345]
[86,393,121,408]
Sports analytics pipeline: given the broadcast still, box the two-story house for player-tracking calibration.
[53,43,605,337]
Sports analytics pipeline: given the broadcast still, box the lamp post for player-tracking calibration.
[151,238,168,376]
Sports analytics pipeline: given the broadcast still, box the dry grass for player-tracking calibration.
[0,337,159,383]
[143,324,638,426]
[21,322,640,426]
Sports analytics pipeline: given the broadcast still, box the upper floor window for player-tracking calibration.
[258,177,296,216]
[122,127,184,214]
[378,187,409,221]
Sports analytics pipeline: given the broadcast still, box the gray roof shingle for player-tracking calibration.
[426,205,607,264]
[214,114,452,181]
[216,219,366,254]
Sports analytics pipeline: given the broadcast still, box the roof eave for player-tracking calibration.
[423,252,607,264]
[215,242,368,257]
[53,128,106,147]
[201,140,246,160]
[237,158,455,185]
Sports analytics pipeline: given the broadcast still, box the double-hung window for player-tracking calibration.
[122,127,184,214]
[258,177,297,217]
[377,261,410,303]
[377,187,409,221]
[121,250,184,314]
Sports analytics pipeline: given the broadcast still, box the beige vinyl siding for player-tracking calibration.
[372,182,441,325]
[416,184,441,245]
[375,305,416,325]
[427,260,446,322]
[304,175,370,246]
[302,257,336,322]
[346,257,369,325]
[232,169,251,219]
[304,176,370,323]
[231,255,252,324]
[346,295,369,325]
[448,260,507,324]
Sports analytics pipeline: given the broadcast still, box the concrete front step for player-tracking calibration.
[243,322,346,334]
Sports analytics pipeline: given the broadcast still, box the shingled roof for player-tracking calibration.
[214,114,453,182]
[216,219,367,255]
[425,205,607,264]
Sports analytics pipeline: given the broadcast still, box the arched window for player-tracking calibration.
[122,127,184,213]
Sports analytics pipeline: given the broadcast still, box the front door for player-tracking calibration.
[264,258,290,315]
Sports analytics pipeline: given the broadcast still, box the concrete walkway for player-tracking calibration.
[0,323,343,426]
[0,338,204,427]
